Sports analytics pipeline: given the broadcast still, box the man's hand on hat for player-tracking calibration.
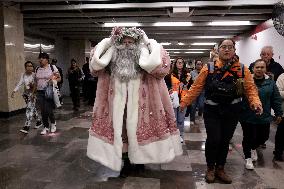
[142,31,151,51]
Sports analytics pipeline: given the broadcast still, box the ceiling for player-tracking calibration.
[3,0,280,58]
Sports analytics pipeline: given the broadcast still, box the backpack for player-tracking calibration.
[205,61,245,104]
[35,64,55,73]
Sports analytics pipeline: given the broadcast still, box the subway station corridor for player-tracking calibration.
[0,98,284,189]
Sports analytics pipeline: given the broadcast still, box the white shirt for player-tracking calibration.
[14,73,35,92]
[36,64,58,90]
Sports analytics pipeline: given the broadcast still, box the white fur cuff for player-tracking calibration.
[90,38,114,71]
[139,39,162,73]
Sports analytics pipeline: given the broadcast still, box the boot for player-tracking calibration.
[215,165,232,184]
[120,158,132,178]
[205,166,215,183]
[120,154,132,178]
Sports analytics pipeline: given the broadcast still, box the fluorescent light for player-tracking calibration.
[191,42,216,46]
[5,42,15,46]
[173,52,180,54]
[41,44,54,50]
[160,42,171,45]
[194,36,232,39]
[185,51,204,54]
[103,22,141,27]
[166,48,210,51]
[24,43,41,48]
[153,22,193,26]
[4,24,13,28]
[189,48,211,50]
[208,21,251,26]
[178,42,185,45]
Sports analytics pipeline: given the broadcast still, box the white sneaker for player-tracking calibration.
[245,158,254,170]
[251,150,258,161]
[40,127,49,135]
[51,122,56,133]
[180,136,184,143]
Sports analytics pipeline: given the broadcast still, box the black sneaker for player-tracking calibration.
[34,121,43,129]
[20,126,29,134]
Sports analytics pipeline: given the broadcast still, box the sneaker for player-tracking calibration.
[180,136,184,143]
[34,121,43,129]
[51,122,56,133]
[40,127,49,135]
[229,144,233,151]
[251,150,258,161]
[20,126,30,134]
[245,158,254,170]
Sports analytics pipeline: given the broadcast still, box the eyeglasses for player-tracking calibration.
[260,53,272,56]
[219,45,235,50]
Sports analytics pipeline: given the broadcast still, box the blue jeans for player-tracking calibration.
[37,91,55,128]
[174,107,187,138]
[190,91,205,122]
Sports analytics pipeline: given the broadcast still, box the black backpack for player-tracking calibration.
[205,61,244,104]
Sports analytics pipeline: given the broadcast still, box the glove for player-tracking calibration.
[142,31,150,45]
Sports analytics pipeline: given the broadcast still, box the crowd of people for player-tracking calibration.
[11,26,284,184]
[160,39,284,183]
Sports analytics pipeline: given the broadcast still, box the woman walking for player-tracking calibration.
[35,53,61,135]
[240,59,282,170]
[67,59,84,111]
[171,57,191,143]
[180,39,262,184]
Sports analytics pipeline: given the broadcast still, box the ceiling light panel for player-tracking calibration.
[153,22,193,26]
[103,22,141,27]
[208,21,251,26]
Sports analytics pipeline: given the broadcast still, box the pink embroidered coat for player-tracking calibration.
[87,38,183,171]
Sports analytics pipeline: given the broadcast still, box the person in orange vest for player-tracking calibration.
[180,39,262,184]
[171,57,191,143]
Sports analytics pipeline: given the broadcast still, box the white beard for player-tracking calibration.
[110,44,141,82]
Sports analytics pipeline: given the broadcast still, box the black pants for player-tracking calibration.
[203,103,241,167]
[240,122,269,158]
[274,118,284,156]
[37,91,55,128]
[70,85,80,108]
[86,80,97,105]
[260,122,270,145]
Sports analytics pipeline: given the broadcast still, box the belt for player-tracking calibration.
[205,98,242,106]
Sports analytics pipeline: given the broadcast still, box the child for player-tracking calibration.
[11,61,42,133]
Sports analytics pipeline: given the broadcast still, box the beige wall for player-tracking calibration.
[0,4,25,112]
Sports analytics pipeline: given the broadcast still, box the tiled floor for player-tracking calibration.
[0,98,284,189]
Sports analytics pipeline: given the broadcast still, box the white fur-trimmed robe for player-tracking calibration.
[87,38,182,171]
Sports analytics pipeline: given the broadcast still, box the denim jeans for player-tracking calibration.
[190,90,205,122]
[37,90,55,128]
[174,107,187,138]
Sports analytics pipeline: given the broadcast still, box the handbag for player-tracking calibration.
[52,81,62,108]
[170,91,180,108]
[45,82,54,100]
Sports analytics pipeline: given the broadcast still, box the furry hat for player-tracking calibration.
[110,26,144,45]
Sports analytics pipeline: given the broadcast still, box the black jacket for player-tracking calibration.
[249,58,284,81]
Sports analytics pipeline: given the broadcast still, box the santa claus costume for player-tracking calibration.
[87,27,182,172]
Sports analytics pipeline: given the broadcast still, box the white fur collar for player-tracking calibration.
[138,39,162,73]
